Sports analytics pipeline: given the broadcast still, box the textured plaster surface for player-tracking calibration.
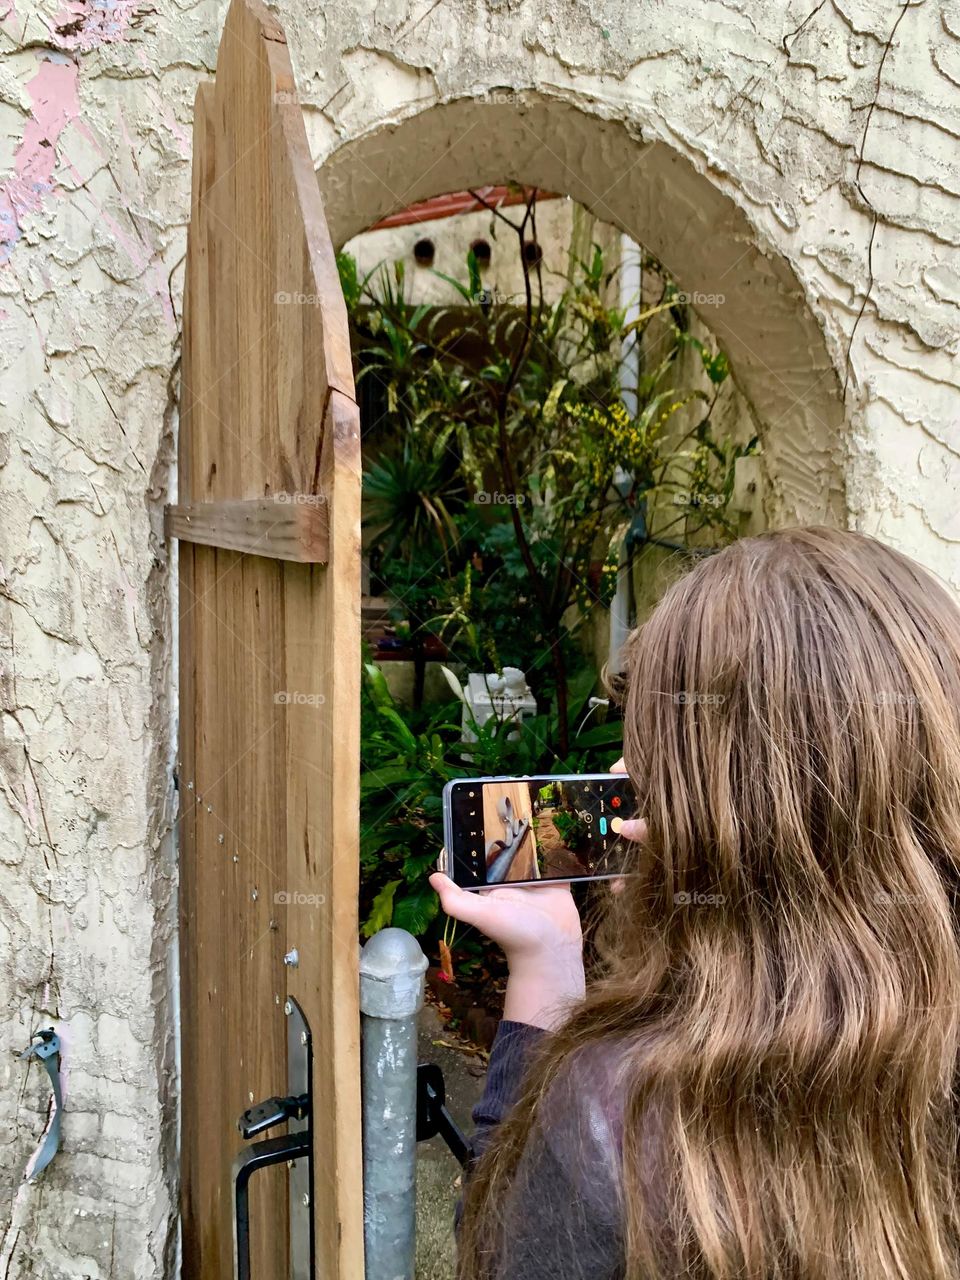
[0,2,212,1275]
[0,0,958,1275]
[300,0,960,574]
[346,198,595,304]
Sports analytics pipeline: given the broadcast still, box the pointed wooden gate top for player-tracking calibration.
[177,0,358,515]
[172,0,363,1274]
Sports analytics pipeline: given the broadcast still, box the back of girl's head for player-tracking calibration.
[618,525,960,974]
[607,526,960,1278]
[460,527,960,1280]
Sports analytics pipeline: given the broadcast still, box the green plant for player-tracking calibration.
[363,438,462,565]
[358,659,624,939]
[343,196,755,753]
[348,194,757,956]
[551,807,587,848]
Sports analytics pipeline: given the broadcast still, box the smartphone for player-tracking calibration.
[440,774,636,890]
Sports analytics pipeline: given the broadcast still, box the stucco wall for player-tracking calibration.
[304,0,960,576]
[0,0,958,1275]
[0,3,208,1274]
[344,196,584,304]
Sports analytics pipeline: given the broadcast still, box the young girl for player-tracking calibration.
[431,527,960,1280]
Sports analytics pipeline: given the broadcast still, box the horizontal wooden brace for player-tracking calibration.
[164,496,328,563]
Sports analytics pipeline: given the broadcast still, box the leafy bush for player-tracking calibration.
[344,199,754,748]
[349,189,757,944]
[359,660,623,938]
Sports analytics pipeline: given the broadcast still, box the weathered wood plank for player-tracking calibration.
[284,388,362,1269]
[165,497,329,562]
[177,0,363,1275]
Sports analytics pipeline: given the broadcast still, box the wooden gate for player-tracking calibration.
[167,0,363,1273]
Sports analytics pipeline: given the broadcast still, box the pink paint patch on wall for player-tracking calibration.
[0,56,79,263]
[49,0,139,51]
[145,87,192,159]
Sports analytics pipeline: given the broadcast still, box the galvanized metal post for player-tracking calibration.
[360,927,428,1280]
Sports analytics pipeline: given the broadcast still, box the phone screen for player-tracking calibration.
[443,774,636,889]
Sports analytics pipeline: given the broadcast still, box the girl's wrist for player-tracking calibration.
[507,945,584,981]
[502,948,585,1030]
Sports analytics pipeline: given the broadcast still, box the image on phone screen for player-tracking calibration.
[445,775,635,888]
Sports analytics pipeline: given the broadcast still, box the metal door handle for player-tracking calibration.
[233,997,314,1280]
[233,1131,310,1280]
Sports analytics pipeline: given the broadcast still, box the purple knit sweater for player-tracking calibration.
[462,1019,627,1278]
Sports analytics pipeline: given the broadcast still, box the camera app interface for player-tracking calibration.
[451,777,634,887]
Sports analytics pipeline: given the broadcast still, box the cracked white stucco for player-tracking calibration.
[0,0,958,1275]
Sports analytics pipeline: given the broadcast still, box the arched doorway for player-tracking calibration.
[315,93,847,527]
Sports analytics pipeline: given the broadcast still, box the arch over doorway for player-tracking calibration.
[316,93,846,526]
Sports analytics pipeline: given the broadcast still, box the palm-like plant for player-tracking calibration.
[343,194,754,749]
[363,437,462,567]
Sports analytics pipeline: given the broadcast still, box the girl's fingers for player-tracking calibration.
[429,872,491,929]
[618,817,648,842]
[609,761,646,860]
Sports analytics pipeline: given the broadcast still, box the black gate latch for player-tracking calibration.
[238,1093,309,1140]
[416,1062,470,1167]
[233,997,313,1280]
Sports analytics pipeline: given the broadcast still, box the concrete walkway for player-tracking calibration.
[415,1005,488,1279]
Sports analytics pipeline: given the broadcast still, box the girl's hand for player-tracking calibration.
[429,872,585,1030]
[428,872,583,967]
[429,759,647,1029]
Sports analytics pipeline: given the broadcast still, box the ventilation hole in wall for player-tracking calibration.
[413,238,436,266]
[522,240,543,266]
[469,238,492,267]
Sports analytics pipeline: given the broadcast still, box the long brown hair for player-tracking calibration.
[458,527,960,1279]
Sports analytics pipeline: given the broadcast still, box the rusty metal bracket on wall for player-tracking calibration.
[19,1027,63,1182]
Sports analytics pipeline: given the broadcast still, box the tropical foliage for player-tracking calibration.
[347,189,757,940]
[359,659,623,938]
